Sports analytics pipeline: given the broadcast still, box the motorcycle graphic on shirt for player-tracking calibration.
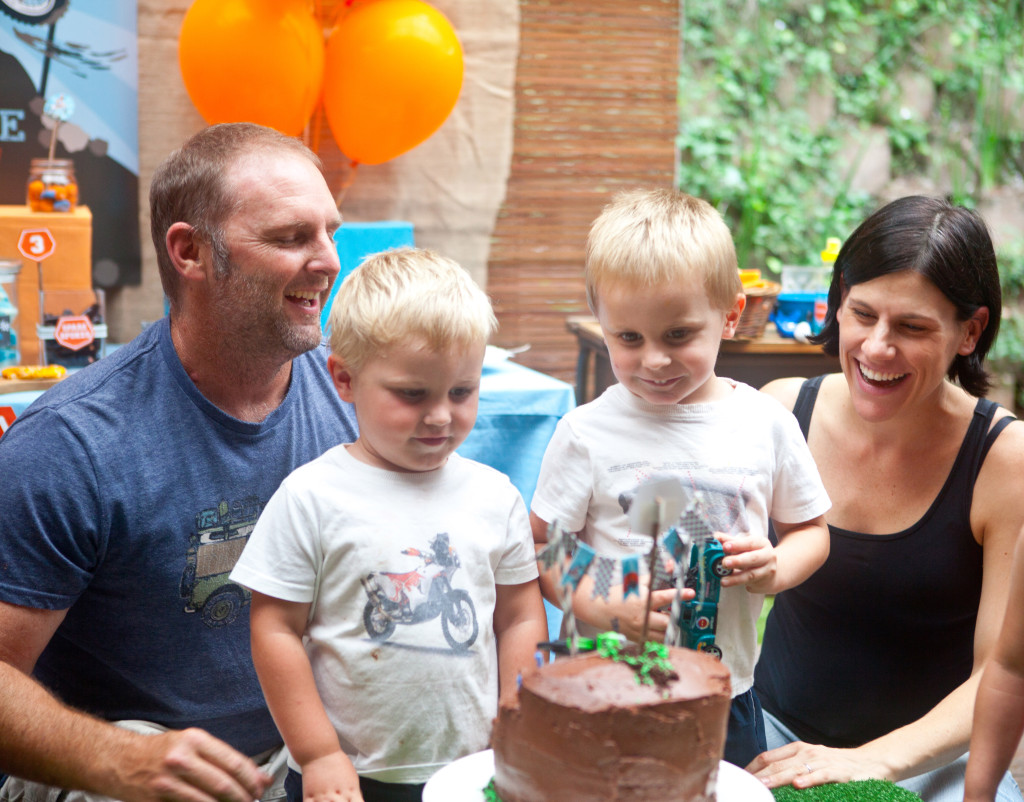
[360,532,479,652]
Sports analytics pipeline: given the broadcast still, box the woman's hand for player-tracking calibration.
[746,741,891,790]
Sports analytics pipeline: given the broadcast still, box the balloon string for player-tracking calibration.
[334,161,359,209]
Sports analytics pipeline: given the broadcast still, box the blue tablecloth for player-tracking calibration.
[459,351,573,642]
[458,351,573,506]
[322,222,416,328]
[0,390,42,426]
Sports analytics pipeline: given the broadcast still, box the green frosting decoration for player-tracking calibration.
[594,633,678,688]
[770,779,922,801]
[482,777,502,801]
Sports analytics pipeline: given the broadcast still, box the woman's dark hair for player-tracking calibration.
[813,195,1001,397]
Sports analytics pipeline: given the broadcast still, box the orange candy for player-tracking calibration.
[27,177,78,212]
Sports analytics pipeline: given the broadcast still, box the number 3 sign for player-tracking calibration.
[18,228,56,262]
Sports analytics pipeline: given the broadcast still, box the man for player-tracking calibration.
[0,123,357,802]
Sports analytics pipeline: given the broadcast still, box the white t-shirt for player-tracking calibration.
[231,447,538,783]
[531,380,830,695]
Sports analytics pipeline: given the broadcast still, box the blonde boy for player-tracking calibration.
[232,248,546,802]
[530,189,831,767]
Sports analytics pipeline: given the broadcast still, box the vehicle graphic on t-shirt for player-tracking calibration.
[180,496,262,627]
[360,532,479,652]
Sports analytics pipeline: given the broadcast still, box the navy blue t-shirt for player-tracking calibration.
[0,318,357,756]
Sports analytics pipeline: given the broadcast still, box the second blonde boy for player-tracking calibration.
[232,248,546,802]
[530,189,831,768]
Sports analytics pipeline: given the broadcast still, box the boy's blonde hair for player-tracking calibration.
[585,188,741,312]
[328,247,497,372]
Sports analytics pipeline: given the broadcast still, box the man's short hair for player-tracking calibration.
[150,123,323,306]
[585,188,741,313]
[328,247,497,372]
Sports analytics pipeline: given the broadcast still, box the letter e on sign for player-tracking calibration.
[0,406,16,438]
[18,228,56,262]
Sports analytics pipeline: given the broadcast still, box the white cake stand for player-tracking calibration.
[422,749,773,801]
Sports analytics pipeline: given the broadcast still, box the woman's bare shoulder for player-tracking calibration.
[982,406,1024,464]
[973,408,1024,532]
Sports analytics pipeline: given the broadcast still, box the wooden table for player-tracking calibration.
[566,315,839,404]
[0,375,65,394]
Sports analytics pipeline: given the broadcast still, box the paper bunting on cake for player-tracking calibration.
[652,548,674,589]
[621,554,640,599]
[538,483,722,653]
[665,557,687,647]
[562,541,595,590]
[537,531,562,571]
[590,555,616,600]
[679,495,715,541]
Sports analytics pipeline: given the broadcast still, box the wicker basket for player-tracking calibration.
[736,280,781,339]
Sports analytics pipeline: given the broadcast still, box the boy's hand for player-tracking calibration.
[719,533,777,593]
[580,584,691,643]
[301,752,364,802]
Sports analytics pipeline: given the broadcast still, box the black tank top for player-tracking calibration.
[754,375,1015,747]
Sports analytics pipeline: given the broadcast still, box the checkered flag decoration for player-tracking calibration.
[536,494,715,646]
[680,503,714,542]
[590,555,617,600]
[664,493,711,647]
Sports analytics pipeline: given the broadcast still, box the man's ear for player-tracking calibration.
[328,354,356,402]
[165,222,208,281]
[721,292,747,340]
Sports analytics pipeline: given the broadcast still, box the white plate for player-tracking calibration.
[423,749,773,801]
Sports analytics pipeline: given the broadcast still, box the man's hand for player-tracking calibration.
[114,728,272,802]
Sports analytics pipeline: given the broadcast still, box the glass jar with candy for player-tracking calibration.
[26,158,78,213]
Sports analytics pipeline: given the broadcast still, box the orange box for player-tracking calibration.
[0,205,92,364]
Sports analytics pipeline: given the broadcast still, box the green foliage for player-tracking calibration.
[678,0,1024,274]
[988,240,1024,401]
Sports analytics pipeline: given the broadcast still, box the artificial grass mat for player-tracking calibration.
[483,776,921,800]
[771,779,922,801]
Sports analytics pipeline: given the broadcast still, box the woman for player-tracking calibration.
[748,196,1024,801]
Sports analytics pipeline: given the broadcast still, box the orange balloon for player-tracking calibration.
[179,0,324,137]
[323,0,464,165]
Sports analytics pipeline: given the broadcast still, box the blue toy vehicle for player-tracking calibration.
[677,535,731,658]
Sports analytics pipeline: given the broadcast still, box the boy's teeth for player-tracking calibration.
[289,291,319,300]
[860,364,905,382]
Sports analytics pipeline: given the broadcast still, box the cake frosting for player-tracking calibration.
[491,645,731,801]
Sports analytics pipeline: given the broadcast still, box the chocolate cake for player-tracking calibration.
[491,645,731,802]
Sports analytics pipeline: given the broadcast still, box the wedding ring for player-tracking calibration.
[804,763,813,774]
